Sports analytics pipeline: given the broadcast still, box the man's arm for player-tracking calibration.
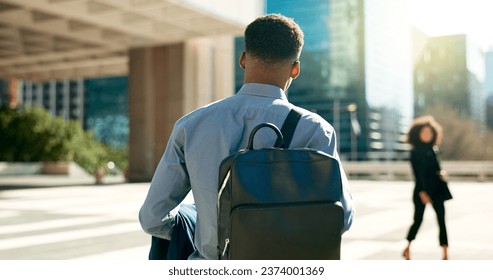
[138,125,191,239]
[311,121,354,234]
[333,151,354,234]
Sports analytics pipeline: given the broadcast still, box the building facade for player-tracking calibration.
[236,0,413,160]
[0,80,8,108]
[414,34,486,128]
[487,95,493,131]
[484,50,493,97]
[485,51,493,131]
[84,76,128,148]
[7,76,129,148]
[18,79,85,124]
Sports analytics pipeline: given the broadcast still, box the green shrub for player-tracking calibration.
[0,107,72,161]
[0,106,128,174]
[0,107,17,161]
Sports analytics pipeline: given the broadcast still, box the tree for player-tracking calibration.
[422,104,493,160]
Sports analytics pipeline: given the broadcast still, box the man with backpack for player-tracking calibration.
[139,13,354,260]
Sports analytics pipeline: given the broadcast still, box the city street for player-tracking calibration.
[0,179,492,260]
[0,182,150,260]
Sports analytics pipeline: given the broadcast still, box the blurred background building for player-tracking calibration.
[414,34,486,129]
[235,0,413,161]
[0,80,8,108]
[1,75,128,148]
[18,79,84,123]
[84,76,128,148]
[485,50,493,130]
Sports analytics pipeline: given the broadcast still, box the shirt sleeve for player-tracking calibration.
[331,140,354,235]
[337,153,354,234]
[138,124,191,239]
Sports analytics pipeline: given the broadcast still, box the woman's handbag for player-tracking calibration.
[436,177,453,201]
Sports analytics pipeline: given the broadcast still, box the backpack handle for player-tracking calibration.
[247,123,285,150]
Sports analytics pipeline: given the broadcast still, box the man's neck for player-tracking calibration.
[243,67,290,91]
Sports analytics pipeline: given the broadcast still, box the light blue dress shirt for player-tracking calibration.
[139,83,354,260]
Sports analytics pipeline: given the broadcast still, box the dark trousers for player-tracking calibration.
[406,193,448,246]
[148,204,197,260]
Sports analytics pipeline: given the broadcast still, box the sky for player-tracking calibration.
[407,0,493,52]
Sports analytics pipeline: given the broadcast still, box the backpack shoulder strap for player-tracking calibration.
[274,107,303,148]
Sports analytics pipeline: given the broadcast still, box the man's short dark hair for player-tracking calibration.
[244,14,304,63]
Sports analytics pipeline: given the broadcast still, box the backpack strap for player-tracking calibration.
[274,108,303,148]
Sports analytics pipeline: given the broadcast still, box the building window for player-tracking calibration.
[424,51,431,64]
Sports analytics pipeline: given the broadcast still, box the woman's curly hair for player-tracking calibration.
[406,115,443,147]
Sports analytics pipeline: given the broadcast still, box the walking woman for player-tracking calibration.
[402,116,453,260]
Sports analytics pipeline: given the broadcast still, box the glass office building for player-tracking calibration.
[486,51,493,97]
[84,76,128,148]
[12,76,128,148]
[235,0,413,160]
[486,51,493,130]
[18,79,85,123]
[0,80,8,108]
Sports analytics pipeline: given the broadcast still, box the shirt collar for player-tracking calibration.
[237,83,288,101]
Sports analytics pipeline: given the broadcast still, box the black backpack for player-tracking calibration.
[217,109,344,260]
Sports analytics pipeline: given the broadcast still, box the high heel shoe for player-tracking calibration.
[402,248,410,260]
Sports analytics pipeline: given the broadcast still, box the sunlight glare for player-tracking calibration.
[407,0,493,50]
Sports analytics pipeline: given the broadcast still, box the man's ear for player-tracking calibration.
[290,60,300,79]
[239,51,246,69]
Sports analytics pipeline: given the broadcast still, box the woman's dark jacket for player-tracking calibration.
[410,144,448,202]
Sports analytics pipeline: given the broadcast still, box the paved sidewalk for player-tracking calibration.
[1,175,492,260]
[0,162,126,188]
[0,174,126,188]
[341,180,493,260]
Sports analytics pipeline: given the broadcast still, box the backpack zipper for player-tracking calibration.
[221,238,230,257]
[217,170,231,210]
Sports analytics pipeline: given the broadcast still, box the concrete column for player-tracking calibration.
[127,37,234,182]
[128,44,186,182]
[7,78,18,108]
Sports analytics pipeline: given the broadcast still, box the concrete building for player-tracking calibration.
[414,34,486,127]
[0,80,8,108]
[0,76,128,148]
[238,0,413,161]
[17,79,85,123]
[485,50,493,97]
[0,0,264,181]
[486,50,493,131]
[487,95,493,131]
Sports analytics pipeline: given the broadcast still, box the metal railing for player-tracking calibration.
[342,161,493,181]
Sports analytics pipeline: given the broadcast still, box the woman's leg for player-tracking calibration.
[432,200,448,259]
[402,241,411,260]
[404,194,426,259]
[406,194,426,242]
